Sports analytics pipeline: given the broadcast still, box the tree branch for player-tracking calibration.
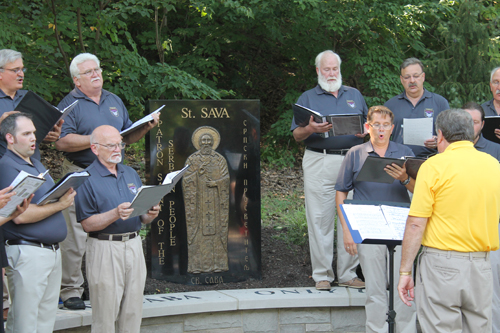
[77,7,86,52]
[50,0,71,80]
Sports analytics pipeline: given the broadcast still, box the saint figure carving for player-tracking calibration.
[183,126,230,273]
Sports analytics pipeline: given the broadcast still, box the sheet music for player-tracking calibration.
[403,118,433,146]
[0,175,45,217]
[380,205,410,240]
[340,205,396,240]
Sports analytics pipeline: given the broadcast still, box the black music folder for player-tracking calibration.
[15,91,78,142]
[293,104,363,138]
[356,156,406,184]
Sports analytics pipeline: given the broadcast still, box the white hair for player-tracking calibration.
[314,50,341,69]
[70,53,100,78]
[490,67,500,82]
[0,49,22,70]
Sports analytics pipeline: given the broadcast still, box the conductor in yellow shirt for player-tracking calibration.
[398,109,500,333]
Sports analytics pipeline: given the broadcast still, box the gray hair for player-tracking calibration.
[0,112,33,142]
[400,58,424,73]
[435,109,474,143]
[315,50,341,69]
[490,67,500,82]
[0,49,22,70]
[70,53,100,78]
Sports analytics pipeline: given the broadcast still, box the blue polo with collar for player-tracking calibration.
[0,89,41,160]
[291,85,368,150]
[0,149,67,244]
[58,88,133,167]
[335,141,414,203]
[75,158,143,234]
[384,89,449,158]
[481,99,499,117]
[475,134,500,161]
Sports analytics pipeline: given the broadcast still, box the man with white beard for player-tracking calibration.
[290,50,368,290]
[75,125,160,332]
[481,67,500,140]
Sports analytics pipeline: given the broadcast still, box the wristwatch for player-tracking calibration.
[400,175,410,186]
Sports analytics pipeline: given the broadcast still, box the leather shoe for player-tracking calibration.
[63,297,86,310]
[315,280,331,291]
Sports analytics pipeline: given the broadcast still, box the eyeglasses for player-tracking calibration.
[401,72,424,81]
[79,68,102,77]
[93,142,126,150]
[369,123,392,130]
[492,80,500,86]
[0,67,26,74]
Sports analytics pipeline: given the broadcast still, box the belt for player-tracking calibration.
[422,246,489,259]
[306,147,349,155]
[5,239,59,251]
[89,231,139,241]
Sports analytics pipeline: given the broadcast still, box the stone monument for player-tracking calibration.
[147,100,260,285]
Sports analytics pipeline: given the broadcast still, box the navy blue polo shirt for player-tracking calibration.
[291,85,368,150]
[0,89,41,160]
[384,89,449,158]
[475,134,500,161]
[481,99,499,117]
[58,88,133,167]
[0,149,67,244]
[75,159,142,234]
[335,141,414,203]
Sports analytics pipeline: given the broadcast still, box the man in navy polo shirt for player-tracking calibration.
[291,50,368,290]
[0,113,76,333]
[0,49,62,160]
[384,58,449,158]
[55,53,160,310]
[336,106,417,333]
[0,48,64,321]
[75,125,160,332]
[481,67,500,140]
[463,102,500,160]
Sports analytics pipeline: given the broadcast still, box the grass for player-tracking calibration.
[262,191,308,248]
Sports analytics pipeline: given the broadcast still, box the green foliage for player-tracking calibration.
[262,191,308,248]
[425,0,500,107]
[1,0,500,169]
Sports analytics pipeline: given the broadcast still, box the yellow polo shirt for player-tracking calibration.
[409,141,500,252]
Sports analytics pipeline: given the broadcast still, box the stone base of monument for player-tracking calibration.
[53,287,366,332]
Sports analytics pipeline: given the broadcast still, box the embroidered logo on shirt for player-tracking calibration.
[110,107,119,117]
[347,100,356,108]
[424,109,434,118]
[128,183,138,194]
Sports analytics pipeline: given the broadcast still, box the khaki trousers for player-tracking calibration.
[5,245,61,333]
[302,149,358,283]
[490,224,500,332]
[59,158,86,301]
[358,244,416,333]
[3,277,8,309]
[416,246,492,333]
[87,236,146,333]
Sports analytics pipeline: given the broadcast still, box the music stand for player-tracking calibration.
[340,200,410,333]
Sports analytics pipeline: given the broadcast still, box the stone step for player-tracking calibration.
[54,287,367,332]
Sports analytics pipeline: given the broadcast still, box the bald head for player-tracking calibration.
[90,125,120,144]
[90,125,124,165]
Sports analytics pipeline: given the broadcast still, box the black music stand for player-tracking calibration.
[340,200,410,333]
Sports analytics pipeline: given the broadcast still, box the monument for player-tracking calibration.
[147,100,261,285]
